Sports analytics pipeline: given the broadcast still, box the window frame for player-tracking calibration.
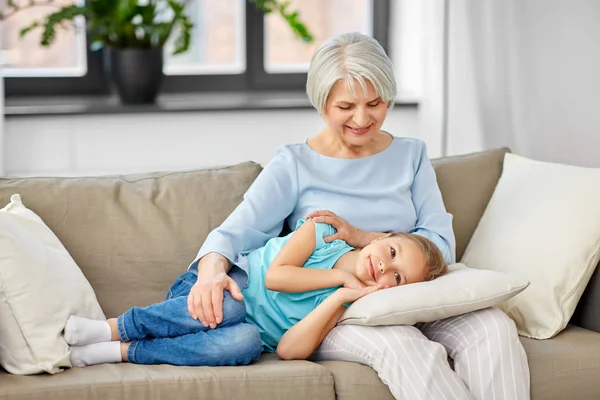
[246,0,391,91]
[4,34,110,97]
[4,0,391,97]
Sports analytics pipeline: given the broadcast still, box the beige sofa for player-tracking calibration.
[0,147,599,400]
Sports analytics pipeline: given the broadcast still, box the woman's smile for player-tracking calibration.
[347,124,373,135]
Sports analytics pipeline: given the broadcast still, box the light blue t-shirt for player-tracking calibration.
[241,219,353,352]
[192,136,456,270]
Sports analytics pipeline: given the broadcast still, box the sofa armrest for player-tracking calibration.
[570,261,600,333]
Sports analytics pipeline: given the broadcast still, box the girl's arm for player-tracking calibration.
[276,286,380,360]
[264,219,349,293]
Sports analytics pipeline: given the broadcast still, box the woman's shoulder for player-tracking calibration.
[275,142,312,158]
[389,135,426,152]
[261,143,305,171]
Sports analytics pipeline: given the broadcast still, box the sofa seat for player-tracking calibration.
[314,325,600,400]
[1,327,599,400]
[0,354,334,400]
[316,361,395,400]
[523,325,600,400]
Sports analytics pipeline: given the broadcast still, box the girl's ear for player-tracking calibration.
[371,233,393,243]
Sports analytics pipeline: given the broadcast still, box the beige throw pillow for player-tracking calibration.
[0,194,105,374]
[339,263,528,326]
[461,153,600,339]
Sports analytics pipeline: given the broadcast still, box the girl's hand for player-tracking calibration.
[305,210,366,247]
[334,285,383,304]
[341,270,367,290]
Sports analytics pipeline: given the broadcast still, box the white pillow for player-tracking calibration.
[461,153,600,339]
[0,194,105,374]
[338,263,528,326]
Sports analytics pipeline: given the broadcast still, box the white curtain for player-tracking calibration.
[0,32,4,177]
[418,0,447,157]
[420,0,600,167]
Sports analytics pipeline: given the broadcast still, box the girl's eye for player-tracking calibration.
[394,272,401,285]
[390,246,396,258]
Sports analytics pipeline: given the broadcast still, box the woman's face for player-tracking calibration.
[322,79,389,148]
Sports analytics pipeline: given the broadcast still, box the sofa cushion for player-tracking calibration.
[0,353,334,400]
[338,263,528,326]
[431,147,509,261]
[461,154,600,339]
[521,325,600,400]
[0,195,105,375]
[0,162,263,318]
[316,360,394,400]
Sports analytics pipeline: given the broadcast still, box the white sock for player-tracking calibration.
[70,342,122,367]
[64,315,112,346]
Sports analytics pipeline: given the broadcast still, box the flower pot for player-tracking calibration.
[107,47,164,105]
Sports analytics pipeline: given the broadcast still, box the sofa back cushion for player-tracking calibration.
[431,147,509,261]
[1,148,597,332]
[0,163,262,318]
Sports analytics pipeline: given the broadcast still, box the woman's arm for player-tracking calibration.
[276,286,380,360]
[194,148,299,266]
[265,219,348,293]
[409,141,456,264]
[188,148,300,326]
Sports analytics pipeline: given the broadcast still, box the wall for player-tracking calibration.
[4,107,421,177]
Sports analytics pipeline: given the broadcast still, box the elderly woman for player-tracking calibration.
[188,32,530,400]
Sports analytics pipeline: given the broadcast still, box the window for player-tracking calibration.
[1,0,86,77]
[163,0,245,75]
[2,0,392,97]
[1,0,109,96]
[264,0,373,73]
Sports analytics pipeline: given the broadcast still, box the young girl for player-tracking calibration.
[64,218,447,367]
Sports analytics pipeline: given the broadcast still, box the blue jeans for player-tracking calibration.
[116,267,261,366]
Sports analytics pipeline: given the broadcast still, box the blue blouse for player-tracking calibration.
[192,136,455,271]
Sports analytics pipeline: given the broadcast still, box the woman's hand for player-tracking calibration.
[187,253,243,329]
[334,285,383,304]
[305,210,367,247]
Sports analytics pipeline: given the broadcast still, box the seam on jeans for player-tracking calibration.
[117,315,130,342]
[128,340,139,363]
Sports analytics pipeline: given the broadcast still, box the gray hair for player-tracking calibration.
[306,32,396,114]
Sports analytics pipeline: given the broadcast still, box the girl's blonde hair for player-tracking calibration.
[306,32,397,114]
[391,233,448,281]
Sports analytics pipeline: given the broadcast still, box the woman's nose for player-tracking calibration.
[379,260,385,272]
[353,108,369,127]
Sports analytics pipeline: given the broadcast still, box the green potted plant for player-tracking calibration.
[0,0,313,104]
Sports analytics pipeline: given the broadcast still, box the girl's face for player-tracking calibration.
[355,235,428,288]
[322,79,389,150]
